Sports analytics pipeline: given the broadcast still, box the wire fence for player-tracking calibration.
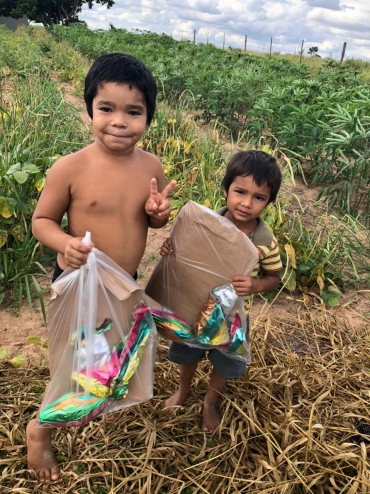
[164,28,350,62]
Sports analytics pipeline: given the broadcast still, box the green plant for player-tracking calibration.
[0,29,88,309]
[0,347,26,367]
[276,211,368,304]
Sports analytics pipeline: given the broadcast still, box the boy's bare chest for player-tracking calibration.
[70,165,151,214]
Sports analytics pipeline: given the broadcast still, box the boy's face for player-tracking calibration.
[91,82,148,155]
[223,175,271,225]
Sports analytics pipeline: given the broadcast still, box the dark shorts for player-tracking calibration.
[52,262,138,283]
[168,341,247,379]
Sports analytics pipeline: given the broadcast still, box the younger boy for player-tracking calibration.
[27,53,176,482]
[160,150,282,432]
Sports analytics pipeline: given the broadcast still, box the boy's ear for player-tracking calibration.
[222,187,227,198]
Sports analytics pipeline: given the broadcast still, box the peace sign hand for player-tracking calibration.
[145,178,177,220]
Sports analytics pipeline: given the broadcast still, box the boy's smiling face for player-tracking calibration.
[91,82,148,155]
[223,175,271,230]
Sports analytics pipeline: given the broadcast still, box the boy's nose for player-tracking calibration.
[112,114,127,127]
[241,196,252,208]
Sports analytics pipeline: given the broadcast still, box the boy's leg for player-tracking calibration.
[164,360,199,411]
[26,267,63,482]
[26,418,59,482]
[163,342,205,412]
[203,350,247,432]
[202,368,228,432]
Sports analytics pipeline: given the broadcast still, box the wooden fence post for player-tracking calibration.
[299,39,304,63]
[244,35,247,52]
[340,42,347,63]
[193,29,196,44]
[270,37,272,56]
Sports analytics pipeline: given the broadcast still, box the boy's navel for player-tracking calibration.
[90,200,97,207]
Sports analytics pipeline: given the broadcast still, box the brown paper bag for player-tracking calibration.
[145,201,258,325]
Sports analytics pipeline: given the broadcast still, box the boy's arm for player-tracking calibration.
[232,270,280,297]
[32,158,92,268]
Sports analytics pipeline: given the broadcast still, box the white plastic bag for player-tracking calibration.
[37,232,157,428]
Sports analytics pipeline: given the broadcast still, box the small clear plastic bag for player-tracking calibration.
[37,232,157,428]
[146,202,258,362]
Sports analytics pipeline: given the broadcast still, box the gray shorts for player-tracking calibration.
[168,342,246,379]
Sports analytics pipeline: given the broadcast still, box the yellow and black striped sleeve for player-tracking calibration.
[250,236,282,278]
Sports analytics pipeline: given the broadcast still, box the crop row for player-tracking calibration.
[0,26,368,310]
[50,24,370,223]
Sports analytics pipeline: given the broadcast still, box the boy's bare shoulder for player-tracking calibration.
[137,148,161,166]
[52,147,90,168]
[46,148,91,182]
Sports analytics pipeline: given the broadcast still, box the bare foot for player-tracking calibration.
[163,389,190,413]
[202,401,220,432]
[26,418,60,482]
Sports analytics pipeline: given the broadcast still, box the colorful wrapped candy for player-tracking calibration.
[39,303,153,427]
[151,283,248,358]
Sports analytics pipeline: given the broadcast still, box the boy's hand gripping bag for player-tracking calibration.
[145,201,259,362]
[37,232,157,428]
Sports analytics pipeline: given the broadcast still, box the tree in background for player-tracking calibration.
[308,46,321,58]
[0,0,115,27]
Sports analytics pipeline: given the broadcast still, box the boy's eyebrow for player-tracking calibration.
[96,100,145,111]
[234,185,269,197]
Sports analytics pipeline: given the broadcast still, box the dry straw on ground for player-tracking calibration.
[1,302,370,494]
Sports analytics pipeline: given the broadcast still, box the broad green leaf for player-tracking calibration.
[0,348,8,359]
[297,263,311,273]
[327,285,342,296]
[0,230,7,247]
[321,289,341,307]
[22,163,40,174]
[0,197,15,218]
[12,171,29,184]
[11,354,26,368]
[6,163,21,175]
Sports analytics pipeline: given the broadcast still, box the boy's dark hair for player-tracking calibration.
[221,150,282,203]
[84,53,157,125]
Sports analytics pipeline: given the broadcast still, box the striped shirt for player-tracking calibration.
[216,207,282,277]
[217,207,282,315]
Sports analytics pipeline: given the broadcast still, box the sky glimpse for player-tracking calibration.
[79,0,370,61]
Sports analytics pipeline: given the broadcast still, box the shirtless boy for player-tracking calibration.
[160,150,282,433]
[27,53,176,482]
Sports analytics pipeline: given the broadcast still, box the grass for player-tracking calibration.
[1,297,370,493]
